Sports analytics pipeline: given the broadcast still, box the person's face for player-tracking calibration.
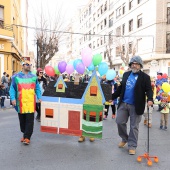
[23,63,31,72]
[130,62,141,73]
[39,71,43,77]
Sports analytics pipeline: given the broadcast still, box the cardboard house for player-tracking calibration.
[41,71,111,139]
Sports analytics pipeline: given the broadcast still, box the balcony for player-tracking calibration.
[0,21,14,41]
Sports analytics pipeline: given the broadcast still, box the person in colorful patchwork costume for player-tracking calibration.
[9,60,41,145]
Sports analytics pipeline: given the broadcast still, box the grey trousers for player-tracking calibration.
[116,102,142,150]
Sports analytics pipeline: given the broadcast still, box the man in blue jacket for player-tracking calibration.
[10,61,41,145]
[112,56,153,155]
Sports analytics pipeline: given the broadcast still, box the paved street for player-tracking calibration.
[0,104,170,170]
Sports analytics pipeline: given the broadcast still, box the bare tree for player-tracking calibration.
[105,31,138,67]
[32,1,67,69]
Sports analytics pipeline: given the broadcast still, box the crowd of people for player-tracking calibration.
[0,56,170,156]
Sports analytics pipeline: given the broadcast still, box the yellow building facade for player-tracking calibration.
[0,0,24,77]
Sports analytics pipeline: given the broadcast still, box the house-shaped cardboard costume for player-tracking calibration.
[41,71,111,139]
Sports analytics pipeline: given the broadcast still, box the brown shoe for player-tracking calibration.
[144,119,147,125]
[89,138,95,142]
[78,136,85,142]
[129,149,136,155]
[23,138,30,145]
[148,123,152,128]
[118,141,127,148]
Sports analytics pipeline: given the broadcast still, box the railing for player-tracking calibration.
[0,21,13,31]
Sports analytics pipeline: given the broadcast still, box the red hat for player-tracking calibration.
[36,68,43,75]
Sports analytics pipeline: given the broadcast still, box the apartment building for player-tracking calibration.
[0,0,27,76]
[72,0,170,76]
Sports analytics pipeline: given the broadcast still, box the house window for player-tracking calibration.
[122,3,125,14]
[167,7,170,24]
[97,39,100,47]
[129,42,132,54]
[45,109,54,118]
[129,0,133,10]
[116,7,121,18]
[101,37,103,45]
[89,111,96,122]
[89,5,92,15]
[129,19,133,32]
[101,5,103,14]
[116,46,121,57]
[166,32,170,53]
[93,13,96,21]
[137,14,142,28]
[58,84,63,89]
[90,86,97,96]
[122,24,125,35]
[0,5,4,29]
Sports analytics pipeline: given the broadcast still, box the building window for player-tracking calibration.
[101,21,103,30]
[109,31,113,43]
[166,33,170,53]
[116,26,121,36]
[116,7,121,18]
[89,31,91,40]
[122,3,125,14]
[98,9,100,17]
[129,19,133,32]
[89,43,92,48]
[129,0,133,10]
[104,18,107,27]
[129,42,132,54]
[137,14,142,28]
[116,46,121,57]
[93,13,96,21]
[89,5,92,15]
[58,84,63,89]
[93,27,95,34]
[167,7,170,24]
[101,37,103,45]
[93,41,95,49]
[0,5,4,29]
[90,86,97,96]
[122,45,125,55]
[104,1,107,11]
[101,5,103,14]
[138,0,142,4]
[168,67,170,76]
[122,24,125,35]
[109,17,113,27]
[45,109,54,118]
[97,39,100,47]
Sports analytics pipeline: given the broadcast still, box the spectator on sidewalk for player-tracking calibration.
[9,60,41,145]
[5,74,10,99]
[35,68,47,122]
[112,56,153,155]
[0,84,6,108]
[9,71,16,107]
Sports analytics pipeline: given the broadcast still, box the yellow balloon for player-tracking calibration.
[119,69,124,75]
[162,83,170,93]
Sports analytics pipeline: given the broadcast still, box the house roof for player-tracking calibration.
[54,75,67,88]
[43,81,112,101]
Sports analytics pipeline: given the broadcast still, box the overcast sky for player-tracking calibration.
[27,0,89,51]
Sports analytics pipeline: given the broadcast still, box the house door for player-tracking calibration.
[68,111,80,130]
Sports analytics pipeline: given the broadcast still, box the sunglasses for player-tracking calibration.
[39,72,43,74]
[24,63,32,66]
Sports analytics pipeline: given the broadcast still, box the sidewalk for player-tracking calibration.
[0,98,13,110]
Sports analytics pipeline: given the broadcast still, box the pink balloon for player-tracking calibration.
[81,47,93,67]
[76,63,85,74]
[66,64,74,74]
[45,66,55,76]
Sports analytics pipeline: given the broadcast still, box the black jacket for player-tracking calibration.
[112,70,153,115]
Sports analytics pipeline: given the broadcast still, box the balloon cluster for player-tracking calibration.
[43,47,116,80]
[156,73,168,86]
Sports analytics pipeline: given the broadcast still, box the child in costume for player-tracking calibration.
[154,93,170,130]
